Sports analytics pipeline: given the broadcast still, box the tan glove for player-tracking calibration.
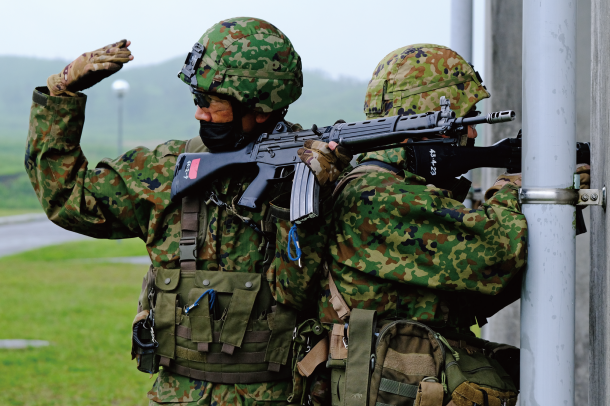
[47,39,132,96]
[484,173,522,200]
[577,163,590,189]
[297,140,352,186]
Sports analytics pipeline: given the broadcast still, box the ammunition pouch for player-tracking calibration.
[320,309,519,406]
[148,266,297,384]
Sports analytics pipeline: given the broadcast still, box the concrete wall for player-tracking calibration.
[589,0,610,404]
[483,0,591,403]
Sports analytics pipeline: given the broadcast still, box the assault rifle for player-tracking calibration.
[171,97,589,224]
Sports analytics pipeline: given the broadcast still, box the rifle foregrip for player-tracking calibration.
[290,163,320,223]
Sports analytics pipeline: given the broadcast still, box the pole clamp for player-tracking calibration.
[518,188,578,205]
[519,186,606,210]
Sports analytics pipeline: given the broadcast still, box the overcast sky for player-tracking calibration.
[1,0,486,81]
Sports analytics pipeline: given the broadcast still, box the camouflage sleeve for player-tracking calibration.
[331,170,527,296]
[25,87,183,240]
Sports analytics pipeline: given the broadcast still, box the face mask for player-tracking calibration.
[199,120,246,151]
[198,95,248,151]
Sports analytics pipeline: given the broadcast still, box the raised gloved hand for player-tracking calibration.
[47,40,133,96]
[297,140,352,186]
[484,173,522,200]
[577,163,590,189]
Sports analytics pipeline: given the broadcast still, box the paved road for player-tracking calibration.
[0,215,91,257]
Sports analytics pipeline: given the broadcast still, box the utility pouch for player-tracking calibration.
[153,268,180,359]
[326,315,520,406]
[369,320,446,406]
[443,335,519,406]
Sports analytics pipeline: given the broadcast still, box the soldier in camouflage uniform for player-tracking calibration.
[297,44,591,405]
[25,17,326,406]
[300,44,528,331]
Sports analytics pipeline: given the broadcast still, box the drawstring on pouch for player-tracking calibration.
[184,289,216,315]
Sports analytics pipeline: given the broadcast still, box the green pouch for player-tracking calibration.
[443,336,519,406]
[328,316,449,406]
[154,269,180,359]
[187,288,213,345]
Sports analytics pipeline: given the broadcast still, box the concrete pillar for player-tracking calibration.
[589,0,610,404]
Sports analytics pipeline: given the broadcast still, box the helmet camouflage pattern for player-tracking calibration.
[364,44,490,118]
[178,17,303,113]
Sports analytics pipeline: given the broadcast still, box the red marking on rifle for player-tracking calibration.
[189,159,200,179]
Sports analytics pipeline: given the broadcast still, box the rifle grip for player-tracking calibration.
[290,163,320,223]
[238,163,276,212]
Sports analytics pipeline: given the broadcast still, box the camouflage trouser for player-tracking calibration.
[147,369,292,405]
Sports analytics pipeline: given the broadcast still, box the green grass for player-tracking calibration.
[0,208,42,217]
[0,240,153,406]
[5,238,148,262]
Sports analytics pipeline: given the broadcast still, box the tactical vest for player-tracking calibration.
[136,136,299,384]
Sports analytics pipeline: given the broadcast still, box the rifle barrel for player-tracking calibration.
[461,110,516,126]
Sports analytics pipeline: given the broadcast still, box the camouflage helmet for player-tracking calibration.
[364,44,490,118]
[178,17,303,113]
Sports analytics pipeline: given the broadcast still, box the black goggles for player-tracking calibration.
[190,88,234,110]
[190,88,211,109]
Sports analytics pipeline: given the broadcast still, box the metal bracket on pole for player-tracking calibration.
[577,187,606,209]
[519,187,606,210]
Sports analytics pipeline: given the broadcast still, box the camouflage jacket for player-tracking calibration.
[318,147,528,329]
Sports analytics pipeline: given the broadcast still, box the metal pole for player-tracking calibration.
[451,0,473,62]
[117,94,123,156]
[451,0,474,208]
[521,0,576,405]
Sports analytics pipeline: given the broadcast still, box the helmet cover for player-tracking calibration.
[179,17,303,113]
[364,44,489,119]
